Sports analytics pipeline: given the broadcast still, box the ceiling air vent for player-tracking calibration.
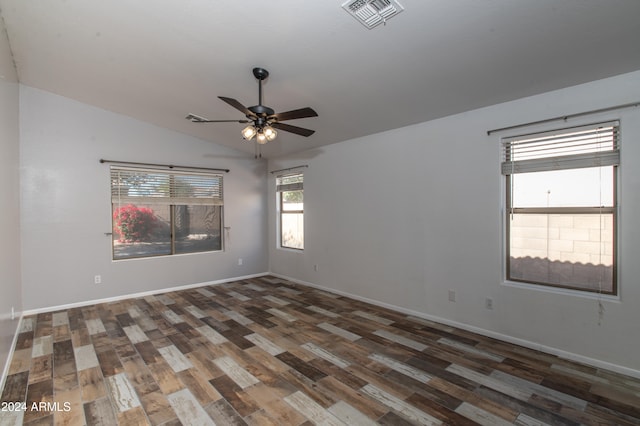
[342,0,404,29]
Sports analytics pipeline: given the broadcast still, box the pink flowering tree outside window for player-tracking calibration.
[113,204,158,242]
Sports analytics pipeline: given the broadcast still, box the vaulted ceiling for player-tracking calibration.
[2,0,639,158]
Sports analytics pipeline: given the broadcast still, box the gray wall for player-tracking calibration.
[0,17,21,383]
[269,70,640,375]
[5,53,640,383]
[19,86,269,310]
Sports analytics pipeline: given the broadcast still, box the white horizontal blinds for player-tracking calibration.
[110,166,223,206]
[501,121,620,175]
[276,173,303,192]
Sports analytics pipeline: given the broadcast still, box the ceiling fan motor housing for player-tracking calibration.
[248,104,275,118]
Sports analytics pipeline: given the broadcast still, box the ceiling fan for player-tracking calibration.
[186,67,318,150]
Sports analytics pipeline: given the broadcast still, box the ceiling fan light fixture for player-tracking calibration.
[241,125,257,140]
[256,131,268,145]
[263,125,277,141]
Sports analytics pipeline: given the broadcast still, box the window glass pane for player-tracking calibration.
[174,205,222,254]
[282,212,304,249]
[509,213,614,293]
[512,166,613,208]
[282,190,303,211]
[113,203,171,259]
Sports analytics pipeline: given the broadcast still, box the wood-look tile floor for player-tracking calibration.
[2,276,640,425]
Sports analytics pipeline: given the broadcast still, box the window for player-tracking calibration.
[502,122,619,294]
[110,166,223,260]
[277,173,304,249]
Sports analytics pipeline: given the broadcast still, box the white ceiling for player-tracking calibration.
[1,0,639,158]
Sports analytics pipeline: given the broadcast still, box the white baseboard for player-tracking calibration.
[269,273,640,380]
[0,315,24,396]
[21,272,269,316]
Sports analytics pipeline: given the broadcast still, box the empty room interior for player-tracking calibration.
[1,1,640,425]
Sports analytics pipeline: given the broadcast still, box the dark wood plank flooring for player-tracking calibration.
[2,276,639,425]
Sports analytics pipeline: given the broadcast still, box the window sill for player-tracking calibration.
[112,250,223,262]
[502,279,620,302]
[277,246,304,254]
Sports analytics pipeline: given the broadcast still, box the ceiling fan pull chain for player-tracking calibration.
[253,141,263,159]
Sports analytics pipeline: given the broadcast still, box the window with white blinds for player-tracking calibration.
[110,167,223,206]
[502,122,619,295]
[501,121,620,175]
[110,166,224,260]
[276,173,303,193]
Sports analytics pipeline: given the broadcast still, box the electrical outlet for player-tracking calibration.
[448,290,456,302]
[11,307,15,321]
[94,275,101,284]
[485,297,494,310]
[314,264,318,271]
[238,258,243,266]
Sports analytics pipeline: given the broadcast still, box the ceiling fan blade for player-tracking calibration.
[270,107,318,122]
[186,113,248,123]
[271,122,315,137]
[218,97,256,118]
[199,120,250,123]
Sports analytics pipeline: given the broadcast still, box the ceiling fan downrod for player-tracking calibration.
[247,68,275,118]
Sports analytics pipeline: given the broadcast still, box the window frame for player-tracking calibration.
[502,122,619,295]
[276,173,304,251]
[110,166,224,260]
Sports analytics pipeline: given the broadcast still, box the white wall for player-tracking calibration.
[20,86,268,310]
[0,16,21,383]
[269,70,640,374]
